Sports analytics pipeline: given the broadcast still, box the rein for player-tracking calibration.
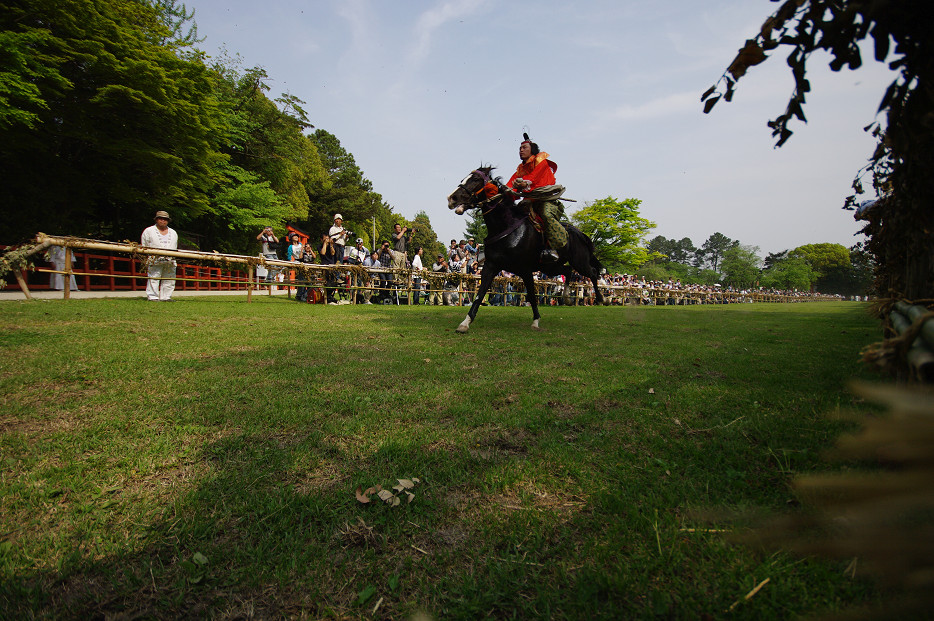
[456,170,530,243]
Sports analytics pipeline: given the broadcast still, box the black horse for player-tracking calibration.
[447,167,604,333]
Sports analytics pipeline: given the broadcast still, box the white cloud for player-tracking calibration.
[409,0,488,65]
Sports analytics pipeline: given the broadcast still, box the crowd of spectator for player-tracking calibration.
[254,221,839,307]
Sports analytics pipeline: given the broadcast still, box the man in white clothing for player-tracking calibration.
[328,213,349,263]
[140,210,179,301]
[411,246,424,304]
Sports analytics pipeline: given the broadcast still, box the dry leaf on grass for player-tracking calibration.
[355,477,422,507]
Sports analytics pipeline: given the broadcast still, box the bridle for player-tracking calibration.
[454,169,510,214]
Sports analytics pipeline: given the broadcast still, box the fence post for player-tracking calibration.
[63,249,72,300]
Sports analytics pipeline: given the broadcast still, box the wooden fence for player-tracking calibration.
[3,234,840,305]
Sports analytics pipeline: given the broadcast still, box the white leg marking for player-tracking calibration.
[456,315,472,333]
[531,318,540,330]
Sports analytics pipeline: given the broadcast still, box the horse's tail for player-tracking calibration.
[564,223,605,275]
[590,253,606,276]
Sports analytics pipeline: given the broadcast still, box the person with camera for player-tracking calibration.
[466,238,480,261]
[430,253,448,305]
[319,232,339,304]
[361,250,381,304]
[295,241,317,302]
[257,226,280,282]
[345,238,368,265]
[446,253,464,306]
[391,223,413,269]
[328,213,351,263]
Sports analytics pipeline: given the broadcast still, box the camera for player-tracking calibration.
[345,230,355,239]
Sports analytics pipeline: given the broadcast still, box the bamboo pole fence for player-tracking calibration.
[3,234,842,306]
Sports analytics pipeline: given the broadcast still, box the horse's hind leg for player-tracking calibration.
[567,243,604,305]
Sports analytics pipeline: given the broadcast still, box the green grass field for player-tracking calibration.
[0,299,886,618]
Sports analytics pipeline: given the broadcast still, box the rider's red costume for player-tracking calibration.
[507,153,557,190]
[507,151,567,251]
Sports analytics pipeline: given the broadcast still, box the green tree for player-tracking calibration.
[845,241,875,296]
[720,244,762,289]
[463,209,488,249]
[196,59,329,252]
[702,0,934,300]
[308,129,398,244]
[763,250,790,271]
[646,235,696,265]
[152,0,203,48]
[698,232,738,272]
[410,210,443,260]
[0,0,221,241]
[570,197,658,271]
[760,255,816,291]
[791,243,850,292]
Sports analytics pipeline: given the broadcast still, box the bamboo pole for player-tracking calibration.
[8,238,54,300]
[64,248,72,301]
[13,269,32,299]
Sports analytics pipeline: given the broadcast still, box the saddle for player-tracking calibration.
[519,185,567,235]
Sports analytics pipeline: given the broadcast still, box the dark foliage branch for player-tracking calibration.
[701,0,934,300]
[702,0,928,162]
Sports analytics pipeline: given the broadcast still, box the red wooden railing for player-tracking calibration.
[1,246,252,292]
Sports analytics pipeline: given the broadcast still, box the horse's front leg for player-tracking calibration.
[519,272,542,330]
[456,267,497,333]
[589,274,605,305]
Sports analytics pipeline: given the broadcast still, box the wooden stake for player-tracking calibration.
[64,249,72,300]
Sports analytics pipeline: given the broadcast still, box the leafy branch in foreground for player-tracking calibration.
[700,0,934,302]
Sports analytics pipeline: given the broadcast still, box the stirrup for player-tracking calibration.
[541,248,560,261]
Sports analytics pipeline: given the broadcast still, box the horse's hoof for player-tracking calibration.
[456,325,469,334]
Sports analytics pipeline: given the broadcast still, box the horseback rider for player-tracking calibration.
[506,132,568,261]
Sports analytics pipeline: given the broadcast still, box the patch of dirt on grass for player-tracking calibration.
[469,427,533,461]
[323,433,381,460]
[446,481,589,522]
[0,409,84,437]
[4,379,103,412]
[491,393,520,410]
[546,400,577,418]
[594,398,629,414]
[425,439,457,455]
[433,523,470,548]
[292,460,347,494]
[124,462,209,500]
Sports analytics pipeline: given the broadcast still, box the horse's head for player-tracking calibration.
[447,166,496,215]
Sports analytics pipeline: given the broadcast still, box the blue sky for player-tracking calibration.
[189,0,892,256]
